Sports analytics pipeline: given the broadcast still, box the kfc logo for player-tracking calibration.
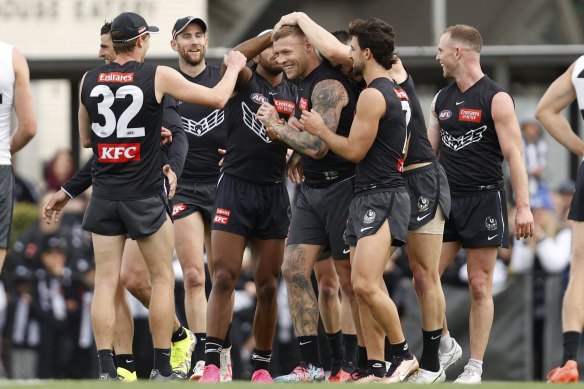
[214,215,229,224]
[173,203,187,216]
[458,108,482,123]
[97,143,141,163]
[298,97,309,111]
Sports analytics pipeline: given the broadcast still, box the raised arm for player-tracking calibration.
[275,12,352,69]
[301,87,384,162]
[535,62,584,157]
[492,91,534,239]
[156,50,246,108]
[221,30,273,85]
[427,92,441,155]
[10,47,36,154]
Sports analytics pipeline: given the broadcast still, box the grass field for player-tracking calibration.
[2,381,584,388]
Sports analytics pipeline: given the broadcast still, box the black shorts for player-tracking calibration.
[444,190,509,248]
[82,194,169,239]
[211,174,290,239]
[171,181,216,223]
[345,190,410,247]
[404,162,451,230]
[287,178,353,260]
[568,161,584,221]
[0,166,14,248]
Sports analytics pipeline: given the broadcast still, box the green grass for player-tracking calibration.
[2,381,584,388]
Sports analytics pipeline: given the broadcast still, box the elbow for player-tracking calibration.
[81,139,91,148]
[307,143,329,160]
[22,121,37,140]
[212,96,228,109]
[346,152,364,163]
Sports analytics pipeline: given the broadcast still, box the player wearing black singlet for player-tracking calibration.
[200,31,296,384]
[76,11,246,381]
[300,18,418,383]
[429,24,533,384]
[257,25,356,382]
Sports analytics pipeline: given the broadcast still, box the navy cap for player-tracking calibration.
[172,16,207,39]
[111,12,159,43]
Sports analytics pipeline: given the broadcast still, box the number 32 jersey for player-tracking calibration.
[81,61,164,200]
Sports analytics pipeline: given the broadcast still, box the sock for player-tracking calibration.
[420,329,442,372]
[97,349,117,378]
[171,326,187,343]
[384,337,393,362]
[368,359,387,377]
[115,354,135,373]
[251,348,272,372]
[357,346,368,369]
[154,348,172,376]
[391,340,411,358]
[440,331,453,353]
[343,334,358,365]
[223,323,232,349]
[298,335,321,366]
[326,331,344,360]
[204,336,223,368]
[562,331,581,365]
[194,333,206,362]
[468,358,483,374]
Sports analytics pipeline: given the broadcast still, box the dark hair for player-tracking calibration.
[348,18,397,69]
[111,30,140,54]
[331,30,350,45]
[442,24,483,53]
[101,21,112,35]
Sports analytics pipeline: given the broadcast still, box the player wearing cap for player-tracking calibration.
[77,11,245,380]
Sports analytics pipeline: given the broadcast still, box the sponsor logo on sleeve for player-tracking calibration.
[458,108,482,123]
[97,143,140,162]
[98,72,135,83]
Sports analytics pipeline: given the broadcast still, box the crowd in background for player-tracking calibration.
[0,121,576,379]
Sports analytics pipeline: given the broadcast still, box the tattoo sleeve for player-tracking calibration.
[272,79,348,158]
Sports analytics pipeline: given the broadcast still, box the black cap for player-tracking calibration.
[172,16,207,39]
[111,12,159,43]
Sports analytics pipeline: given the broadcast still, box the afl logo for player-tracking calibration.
[439,110,452,120]
[250,93,268,105]
[417,196,429,211]
[485,216,497,231]
[363,209,376,224]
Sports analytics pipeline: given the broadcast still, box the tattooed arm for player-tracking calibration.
[256,79,348,159]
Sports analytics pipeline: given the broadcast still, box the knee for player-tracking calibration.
[351,278,375,303]
[468,275,491,301]
[183,265,205,290]
[120,270,150,295]
[256,278,278,303]
[411,265,437,295]
[282,256,308,283]
[212,268,237,293]
[318,277,339,301]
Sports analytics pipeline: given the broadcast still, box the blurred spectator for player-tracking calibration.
[45,150,74,192]
[521,121,550,205]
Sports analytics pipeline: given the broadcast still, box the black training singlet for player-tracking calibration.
[355,78,408,194]
[177,65,226,183]
[401,75,437,166]
[434,75,506,195]
[223,71,297,183]
[81,61,164,200]
[294,61,356,187]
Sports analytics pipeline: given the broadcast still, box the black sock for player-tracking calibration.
[252,348,272,372]
[204,336,223,368]
[357,346,368,369]
[298,335,321,366]
[368,359,387,377]
[171,326,187,343]
[326,331,344,360]
[343,334,358,365]
[562,331,581,365]
[391,340,411,358]
[223,323,232,349]
[154,348,172,376]
[194,333,206,362]
[420,329,442,372]
[384,337,393,361]
[115,354,135,372]
[97,349,117,378]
